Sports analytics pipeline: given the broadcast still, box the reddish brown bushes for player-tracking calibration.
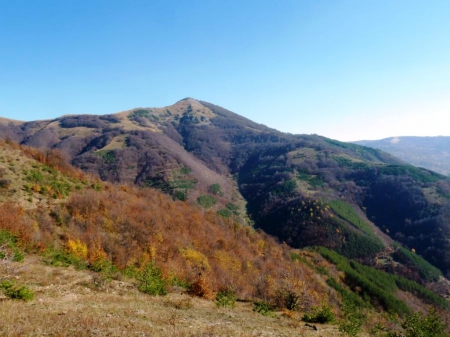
[0,181,330,309]
[19,144,85,179]
[54,186,328,307]
[0,139,330,308]
[0,203,32,244]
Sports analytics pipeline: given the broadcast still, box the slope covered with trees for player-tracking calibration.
[2,98,450,280]
[1,139,450,336]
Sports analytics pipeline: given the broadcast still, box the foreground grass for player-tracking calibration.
[0,255,346,337]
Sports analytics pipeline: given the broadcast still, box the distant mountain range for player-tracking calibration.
[1,98,450,282]
[354,136,450,176]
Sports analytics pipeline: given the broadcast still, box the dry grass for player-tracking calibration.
[95,135,127,152]
[0,255,353,337]
[114,98,215,133]
[55,124,98,139]
[0,116,25,125]
[114,111,162,132]
[0,142,46,208]
[0,140,88,209]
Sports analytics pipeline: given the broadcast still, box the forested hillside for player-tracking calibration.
[0,139,329,306]
[2,98,450,280]
[1,139,450,336]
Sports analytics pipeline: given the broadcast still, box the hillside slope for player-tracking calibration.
[2,99,450,278]
[2,255,345,337]
[1,140,449,336]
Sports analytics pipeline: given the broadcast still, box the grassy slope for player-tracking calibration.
[1,256,346,337]
[0,140,91,208]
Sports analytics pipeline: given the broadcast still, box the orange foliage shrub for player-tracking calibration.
[188,273,215,300]
[20,145,85,180]
[0,203,32,244]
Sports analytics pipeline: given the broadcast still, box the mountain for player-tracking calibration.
[354,136,450,176]
[2,108,450,334]
[2,98,450,279]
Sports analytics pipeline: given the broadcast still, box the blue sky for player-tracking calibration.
[1,1,449,141]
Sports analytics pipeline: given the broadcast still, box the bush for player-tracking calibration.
[338,300,364,336]
[188,275,214,299]
[169,276,190,290]
[225,202,239,215]
[0,179,11,189]
[217,208,232,218]
[138,263,167,296]
[209,183,223,196]
[43,248,87,270]
[0,230,24,262]
[27,169,44,183]
[215,287,237,308]
[401,308,448,337]
[253,301,273,316]
[197,195,217,209]
[284,290,301,311]
[303,304,335,324]
[90,259,119,280]
[0,280,34,301]
[173,190,187,201]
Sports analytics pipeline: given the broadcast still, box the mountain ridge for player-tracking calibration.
[2,99,450,278]
[2,101,450,334]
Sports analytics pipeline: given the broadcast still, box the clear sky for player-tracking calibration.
[1,1,449,141]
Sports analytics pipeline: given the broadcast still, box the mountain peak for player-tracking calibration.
[171,97,205,109]
[178,97,200,104]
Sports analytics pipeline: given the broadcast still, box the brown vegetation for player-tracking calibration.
[0,139,330,311]
[2,184,329,310]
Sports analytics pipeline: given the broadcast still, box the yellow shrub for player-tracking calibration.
[213,250,240,273]
[67,239,88,260]
[256,239,266,255]
[181,248,210,271]
[138,252,151,270]
[150,246,156,262]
